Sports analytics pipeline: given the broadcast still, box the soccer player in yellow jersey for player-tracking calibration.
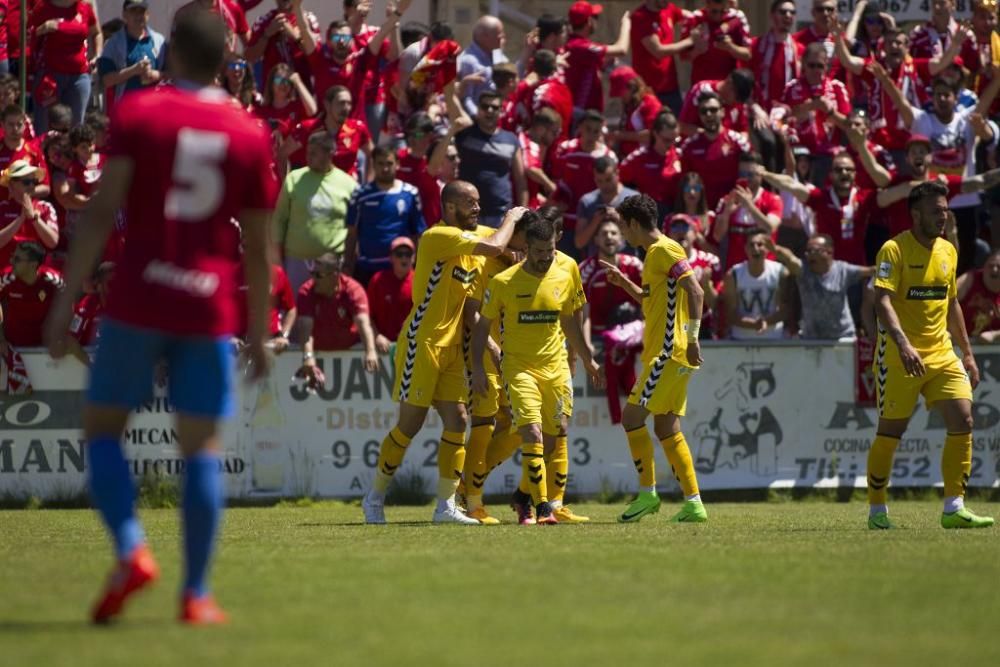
[868,180,993,529]
[600,194,708,523]
[471,213,603,524]
[361,182,527,525]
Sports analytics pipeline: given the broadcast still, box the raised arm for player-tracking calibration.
[761,170,811,204]
[472,206,528,256]
[764,236,803,276]
[846,127,891,187]
[869,60,915,129]
[293,0,316,56]
[605,12,632,58]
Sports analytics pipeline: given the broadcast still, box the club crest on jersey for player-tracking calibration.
[878,261,891,279]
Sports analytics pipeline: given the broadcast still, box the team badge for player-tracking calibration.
[878,261,891,279]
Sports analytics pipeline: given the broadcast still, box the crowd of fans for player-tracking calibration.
[2,0,1000,398]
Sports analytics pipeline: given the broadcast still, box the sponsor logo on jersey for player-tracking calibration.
[906,285,948,300]
[451,266,477,284]
[517,310,559,324]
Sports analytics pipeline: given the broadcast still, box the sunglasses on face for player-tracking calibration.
[684,184,703,194]
[330,34,353,44]
[15,178,37,186]
[865,16,883,24]
[274,76,291,85]
[777,9,796,15]
[806,62,826,69]
[816,6,836,13]
[228,61,247,71]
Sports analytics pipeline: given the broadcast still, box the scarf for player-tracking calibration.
[1,346,32,395]
[829,186,858,239]
[759,31,797,103]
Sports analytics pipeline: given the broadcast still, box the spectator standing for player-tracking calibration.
[749,0,804,112]
[366,236,414,353]
[455,89,527,226]
[971,0,1000,117]
[67,260,114,364]
[505,49,573,141]
[619,110,680,219]
[222,55,261,111]
[54,124,103,244]
[256,64,317,134]
[608,66,662,158]
[673,172,715,250]
[564,1,631,115]
[793,0,845,82]
[282,85,373,179]
[680,0,751,86]
[957,248,1000,343]
[519,107,563,208]
[629,0,692,112]
[667,213,721,337]
[0,161,58,268]
[456,15,508,116]
[173,0,251,53]
[768,234,874,339]
[678,69,755,136]
[344,146,425,285]
[843,109,897,191]
[246,0,321,86]
[574,156,639,253]
[843,0,893,61]
[0,240,63,349]
[397,112,451,226]
[296,252,378,385]
[344,0,399,141]
[722,230,788,340]
[30,0,103,130]
[712,151,783,270]
[551,109,616,238]
[0,106,48,200]
[273,131,357,292]
[97,0,165,104]
[909,0,980,72]
[679,90,751,209]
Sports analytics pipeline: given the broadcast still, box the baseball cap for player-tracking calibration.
[906,133,932,149]
[609,66,638,97]
[390,237,416,253]
[667,213,701,234]
[122,0,149,10]
[568,1,602,27]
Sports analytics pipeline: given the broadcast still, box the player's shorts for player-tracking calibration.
[560,364,574,417]
[627,356,696,416]
[875,356,973,420]
[392,339,467,408]
[87,319,236,418]
[470,370,510,418]
[506,367,571,435]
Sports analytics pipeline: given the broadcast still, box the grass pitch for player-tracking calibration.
[2,501,999,667]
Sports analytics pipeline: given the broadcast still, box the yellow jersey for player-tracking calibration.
[400,224,491,348]
[641,236,695,367]
[470,253,517,372]
[874,231,958,368]
[481,260,585,375]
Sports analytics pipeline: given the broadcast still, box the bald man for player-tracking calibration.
[457,15,509,115]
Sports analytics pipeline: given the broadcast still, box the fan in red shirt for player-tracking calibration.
[749,1,804,112]
[173,0,251,53]
[679,0,751,86]
[0,160,58,268]
[792,0,846,82]
[909,0,980,74]
[629,0,691,110]
[0,241,63,349]
[679,89,751,209]
[677,69,754,136]
[66,260,115,365]
[619,109,682,210]
[550,109,616,232]
[54,124,103,243]
[667,213,722,336]
[564,1,631,113]
[29,0,99,129]
[710,152,782,270]
[842,109,897,192]
[255,65,318,134]
[972,0,1000,117]
[504,49,573,139]
[957,249,1000,343]
[366,236,414,353]
[0,106,49,201]
[343,0,394,135]
[782,43,851,162]
[519,107,563,208]
[608,66,662,158]
[246,0,321,87]
[281,85,373,179]
[396,112,448,225]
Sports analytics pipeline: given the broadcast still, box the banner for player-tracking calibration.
[795,0,972,28]
[2,344,999,500]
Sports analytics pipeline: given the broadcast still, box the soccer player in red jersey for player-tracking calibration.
[44,13,278,626]
[564,1,631,113]
[629,0,693,112]
[1,241,63,350]
[679,0,751,85]
[679,90,750,210]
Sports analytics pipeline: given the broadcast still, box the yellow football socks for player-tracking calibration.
[486,424,521,472]
[437,430,467,500]
[626,427,656,489]
[546,435,569,505]
[373,427,412,494]
[521,441,547,505]
[464,424,493,511]
[867,433,900,505]
[942,431,972,498]
[660,432,700,498]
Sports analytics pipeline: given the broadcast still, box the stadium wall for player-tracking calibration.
[2,343,999,500]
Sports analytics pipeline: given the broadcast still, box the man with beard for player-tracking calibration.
[362,184,524,525]
[281,85,373,179]
[679,91,751,210]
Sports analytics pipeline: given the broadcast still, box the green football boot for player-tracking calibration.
[867,512,893,530]
[618,491,660,523]
[668,499,708,523]
[941,507,995,529]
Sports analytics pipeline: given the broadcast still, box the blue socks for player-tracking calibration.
[88,437,144,559]
[182,452,223,597]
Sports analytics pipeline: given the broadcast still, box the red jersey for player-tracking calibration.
[551,138,615,228]
[909,20,980,73]
[518,131,548,208]
[679,129,751,209]
[30,0,96,75]
[579,253,643,333]
[805,186,874,265]
[680,9,751,85]
[508,76,574,139]
[860,57,932,151]
[679,79,749,133]
[564,34,607,111]
[103,86,278,337]
[0,266,63,346]
[289,116,370,177]
[353,25,391,108]
[880,173,963,237]
[0,198,58,267]
[619,144,681,206]
[845,140,896,191]
[69,292,104,346]
[296,275,369,350]
[630,3,686,94]
[0,138,47,201]
[712,187,783,269]
[249,9,320,86]
[781,76,851,156]
[307,45,373,120]
[269,264,294,336]
[792,26,845,82]
[749,33,804,111]
[960,270,1000,337]
[397,146,442,226]
[255,98,310,135]
[0,0,8,63]
[366,267,413,341]
[618,93,662,158]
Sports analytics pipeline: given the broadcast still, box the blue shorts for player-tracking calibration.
[87,319,237,418]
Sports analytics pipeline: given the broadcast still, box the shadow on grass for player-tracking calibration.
[0,617,172,633]
[297,521,433,528]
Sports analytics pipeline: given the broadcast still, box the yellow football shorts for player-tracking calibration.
[627,356,696,416]
[875,356,972,420]
[560,364,574,417]
[470,370,511,418]
[506,367,571,435]
[392,339,468,408]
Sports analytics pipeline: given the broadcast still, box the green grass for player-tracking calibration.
[2,501,1000,666]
